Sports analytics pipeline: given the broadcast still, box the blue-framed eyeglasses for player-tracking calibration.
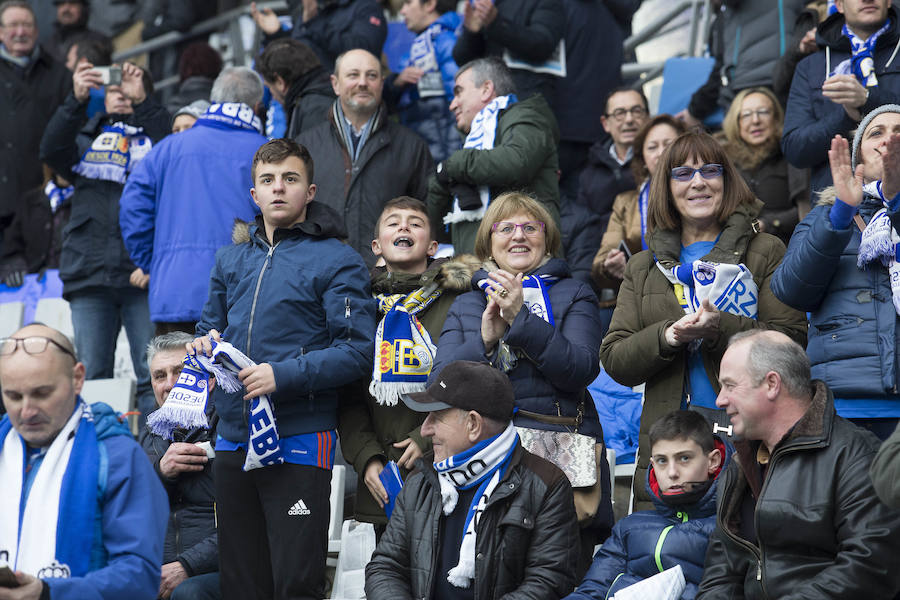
[670,164,724,182]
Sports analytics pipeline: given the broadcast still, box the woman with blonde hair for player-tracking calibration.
[432,191,610,573]
[721,86,809,245]
[599,131,807,510]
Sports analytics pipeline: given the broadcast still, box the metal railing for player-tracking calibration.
[114,0,711,92]
[622,0,713,83]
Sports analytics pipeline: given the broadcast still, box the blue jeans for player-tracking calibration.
[69,287,155,428]
[171,573,221,600]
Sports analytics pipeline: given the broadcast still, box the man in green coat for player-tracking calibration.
[427,57,560,253]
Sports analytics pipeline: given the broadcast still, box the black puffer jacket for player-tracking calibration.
[365,443,579,600]
[697,382,900,600]
[39,92,171,297]
[139,418,218,576]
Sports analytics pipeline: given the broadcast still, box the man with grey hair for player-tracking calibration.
[297,48,432,267]
[120,66,267,335]
[697,330,900,599]
[427,57,560,253]
[0,0,70,245]
[140,331,221,600]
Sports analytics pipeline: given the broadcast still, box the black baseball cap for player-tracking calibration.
[402,361,514,421]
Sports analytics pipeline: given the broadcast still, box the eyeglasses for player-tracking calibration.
[738,108,772,121]
[670,164,724,181]
[0,21,35,30]
[491,221,545,237]
[0,336,77,361]
[606,106,647,121]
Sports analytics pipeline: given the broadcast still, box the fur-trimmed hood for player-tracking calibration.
[370,254,480,296]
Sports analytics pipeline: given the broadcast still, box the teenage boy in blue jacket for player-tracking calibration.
[566,410,731,600]
[189,138,376,600]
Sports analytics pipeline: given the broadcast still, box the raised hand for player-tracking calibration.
[828,135,864,207]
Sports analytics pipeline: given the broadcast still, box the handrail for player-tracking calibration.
[112,0,288,62]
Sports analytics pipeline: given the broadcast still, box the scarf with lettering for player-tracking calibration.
[408,21,445,99]
[195,340,283,471]
[657,260,759,350]
[147,353,213,440]
[72,121,152,184]
[370,284,442,406]
[0,399,99,579]
[435,421,518,589]
[197,102,263,134]
[638,179,650,250]
[443,94,517,225]
[857,181,900,314]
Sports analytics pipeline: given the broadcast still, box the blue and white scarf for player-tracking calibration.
[835,19,892,87]
[657,260,759,350]
[435,421,518,589]
[638,180,650,251]
[45,180,74,213]
[72,121,152,184]
[477,272,556,326]
[443,94,517,225]
[197,102,263,134]
[477,271,556,371]
[408,22,445,99]
[858,181,900,314]
[332,101,383,163]
[0,399,99,579]
[147,353,213,440]
[370,285,442,406]
[195,341,283,471]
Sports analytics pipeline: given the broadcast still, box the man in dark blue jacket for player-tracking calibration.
[783,0,900,200]
[189,138,376,600]
[0,323,168,600]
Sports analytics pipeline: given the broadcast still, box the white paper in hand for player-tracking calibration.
[611,564,686,600]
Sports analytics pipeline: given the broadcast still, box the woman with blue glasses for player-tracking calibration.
[599,131,807,511]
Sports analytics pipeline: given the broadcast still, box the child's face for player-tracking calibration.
[372,207,436,273]
[251,156,316,230]
[650,437,721,495]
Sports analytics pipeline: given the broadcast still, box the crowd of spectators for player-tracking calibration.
[6,0,900,598]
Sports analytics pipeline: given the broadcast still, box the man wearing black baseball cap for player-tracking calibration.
[365,360,579,600]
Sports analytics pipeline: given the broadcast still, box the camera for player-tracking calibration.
[93,65,122,86]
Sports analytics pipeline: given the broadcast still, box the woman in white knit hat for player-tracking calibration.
[772,103,900,440]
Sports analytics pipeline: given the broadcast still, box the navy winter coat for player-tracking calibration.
[431,257,604,438]
[453,0,564,101]
[782,7,900,199]
[196,203,377,443]
[290,0,387,71]
[566,437,731,600]
[771,192,900,418]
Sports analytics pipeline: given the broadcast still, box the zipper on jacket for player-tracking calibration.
[247,242,279,356]
[344,297,352,340]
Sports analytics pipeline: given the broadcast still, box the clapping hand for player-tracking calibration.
[828,135,864,207]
